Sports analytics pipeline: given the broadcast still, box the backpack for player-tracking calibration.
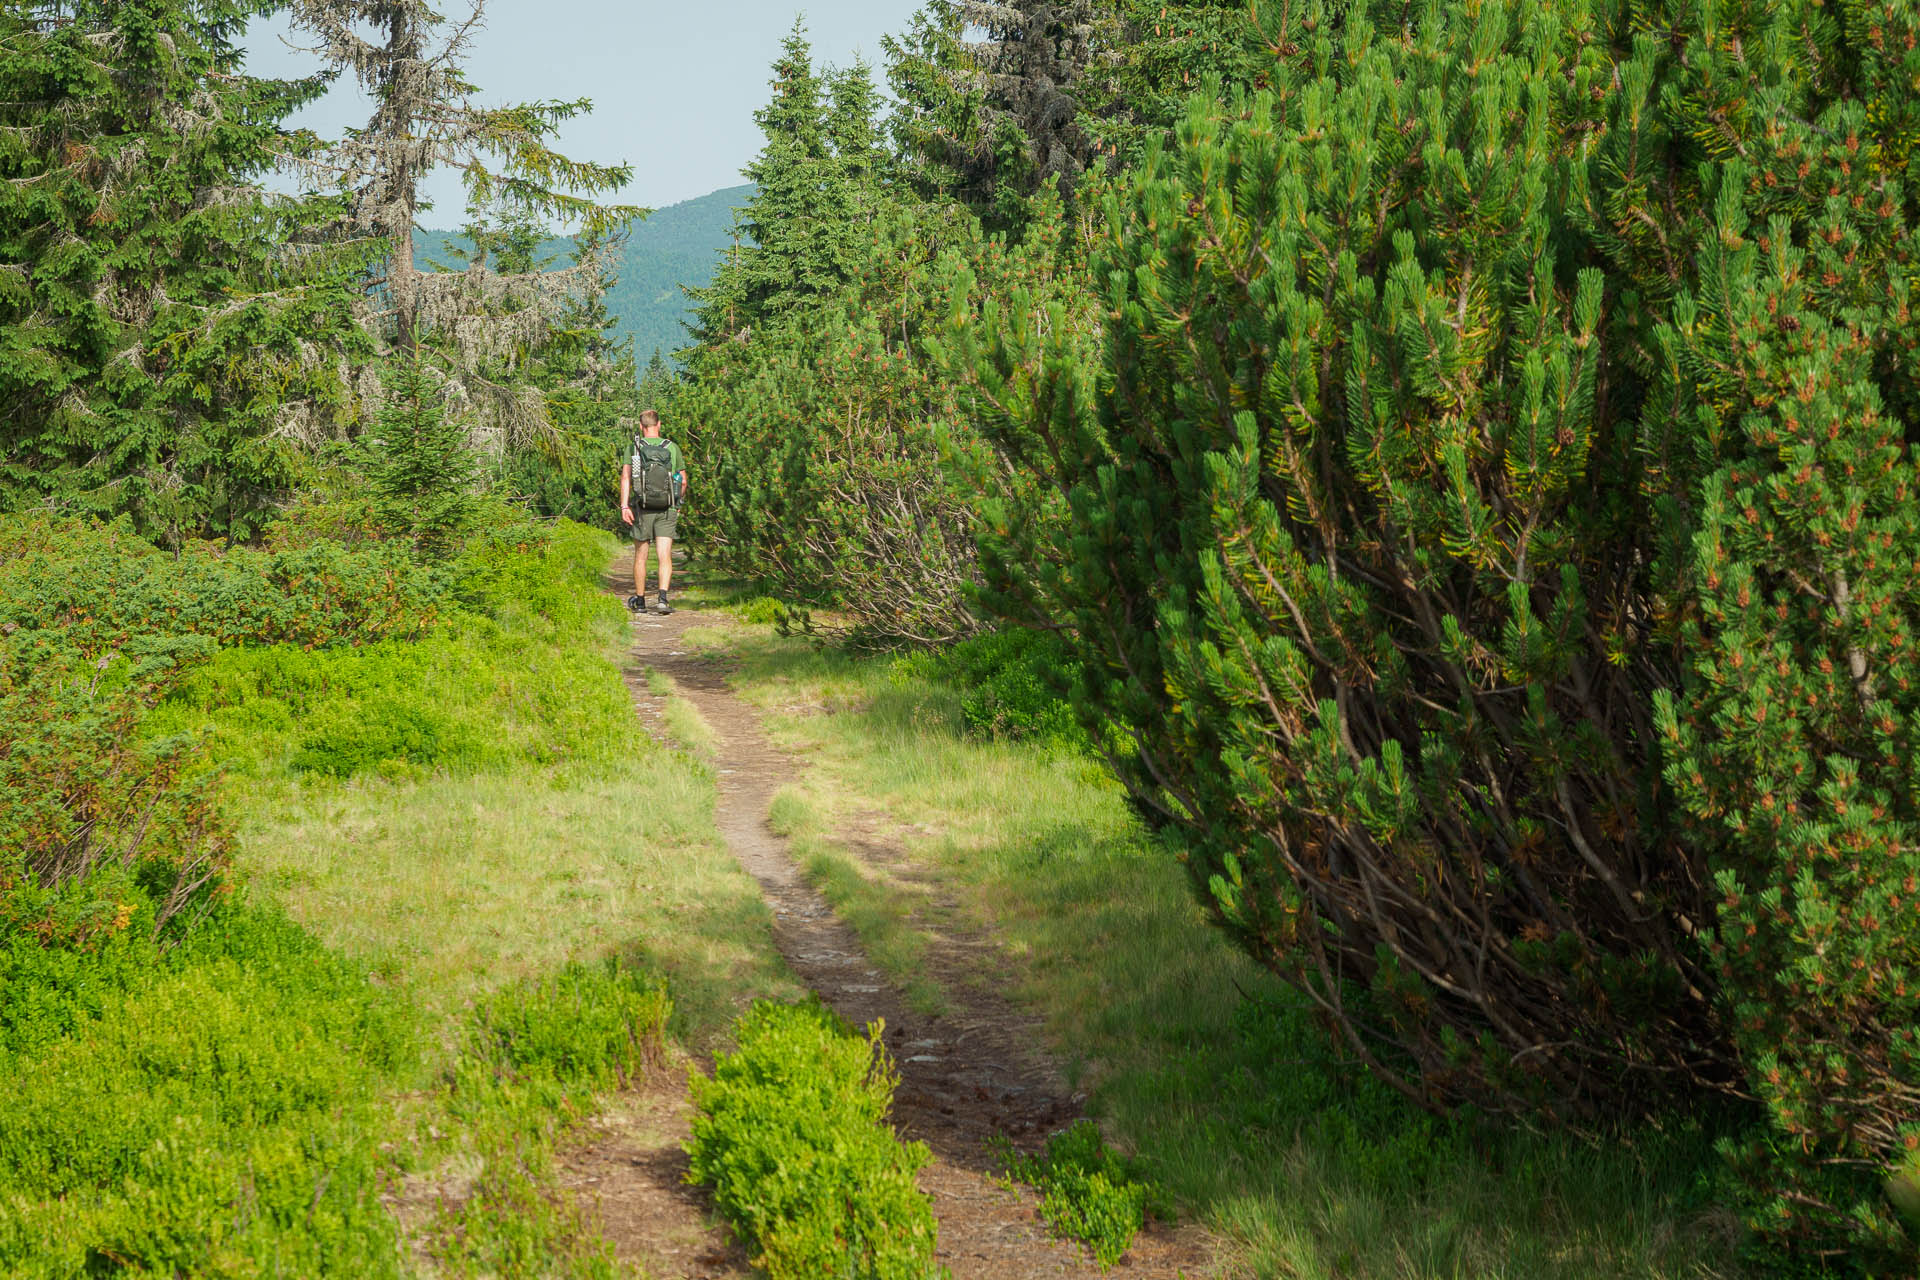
[631,436,677,511]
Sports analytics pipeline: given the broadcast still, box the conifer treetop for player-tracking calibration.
[284,0,643,451]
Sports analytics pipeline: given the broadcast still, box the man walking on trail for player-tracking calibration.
[620,410,687,616]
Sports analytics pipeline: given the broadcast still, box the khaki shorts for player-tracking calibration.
[632,508,678,542]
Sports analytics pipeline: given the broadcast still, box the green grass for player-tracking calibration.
[0,527,795,1275]
[681,585,1746,1280]
[228,757,788,1039]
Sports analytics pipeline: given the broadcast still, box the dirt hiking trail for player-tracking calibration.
[561,577,1219,1279]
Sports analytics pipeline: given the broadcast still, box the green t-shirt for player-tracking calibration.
[628,436,685,504]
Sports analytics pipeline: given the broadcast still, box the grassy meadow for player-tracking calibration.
[682,589,1749,1280]
[0,524,795,1276]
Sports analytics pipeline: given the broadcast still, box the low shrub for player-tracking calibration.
[0,513,443,658]
[891,627,1092,753]
[430,960,674,1279]
[732,594,786,626]
[0,643,229,945]
[468,957,671,1094]
[687,1000,937,1280]
[155,520,631,778]
[0,904,415,1278]
[992,1121,1148,1269]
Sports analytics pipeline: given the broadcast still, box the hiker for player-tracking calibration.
[620,409,687,615]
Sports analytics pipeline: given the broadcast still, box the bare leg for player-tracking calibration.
[656,537,673,593]
[632,539,650,595]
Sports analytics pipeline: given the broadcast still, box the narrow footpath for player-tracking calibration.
[562,581,1218,1279]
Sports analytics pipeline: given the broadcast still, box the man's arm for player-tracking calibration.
[619,464,633,523]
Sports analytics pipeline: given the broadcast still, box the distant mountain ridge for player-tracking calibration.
[415,183,752,365]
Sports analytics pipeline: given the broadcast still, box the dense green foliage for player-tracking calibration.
[160,519,632,778]
[0,514,443,655]
[992,1121,1149,1269]
[931,0,1920,1263]
[1641,0,1920,1258]
[0,0,364,544]
[0,906,414,1277]
[686,0,1920,1265]
[687,1000,937,1280]
[890,626,1093,751]
[957,0,1718,1119]
[367,356,482,558]
[677,25,994,644]
[0,512,443,946]
[0,509,673,1275]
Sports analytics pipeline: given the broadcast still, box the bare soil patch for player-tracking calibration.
[610,583,1220,1279]
[556,1070,753,1280]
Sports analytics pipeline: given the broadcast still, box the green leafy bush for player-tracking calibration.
[0,514,443,659]
[0,642,230,945]
[0,510,663,1275]
[687,1000,938,1279]
[730,594,787,626]
[993,1121,1148,1269]
[0,905,415,1278]
[156,519,631,778]
[468,957,671,1093]
[892,627,1090,752]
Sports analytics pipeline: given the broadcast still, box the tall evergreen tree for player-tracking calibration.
[688,22,834,350]
[286,0,639,451]
[498,220,642,525]
[0,0,366,543]
[368,354,475,559]
[884,0,1097,229]
[637,347,678,415]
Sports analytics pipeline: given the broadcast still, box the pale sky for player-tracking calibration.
[242,0,925,221]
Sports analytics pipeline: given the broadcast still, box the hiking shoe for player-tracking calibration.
[653,592,673,616]
[625,593,644,612]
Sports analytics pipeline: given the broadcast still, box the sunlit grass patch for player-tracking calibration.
[228,754,789,1039]
[661,694,719,760]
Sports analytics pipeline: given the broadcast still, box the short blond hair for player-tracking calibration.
[638,409,661,428]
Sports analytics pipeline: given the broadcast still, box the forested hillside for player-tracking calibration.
[5,0,1920,1275]
[416,184,752,363]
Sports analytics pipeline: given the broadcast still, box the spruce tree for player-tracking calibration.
[637,348,678,415]
[368,356,475,559]
[0,0,364,543]
[498,221,641,525]
[286,0,639,451]
[885,0,1098,229]
[687,21,838,351]
[882,0,986,207]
